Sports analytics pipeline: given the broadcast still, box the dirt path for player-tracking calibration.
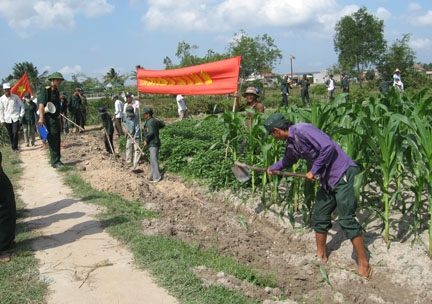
[17,142,178,304]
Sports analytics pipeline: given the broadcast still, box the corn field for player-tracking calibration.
[221,88,432,258]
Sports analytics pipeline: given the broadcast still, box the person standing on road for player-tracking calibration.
[325,74,336,104]
[68,88,82,133]
[0,82,25,152]
[279,76,292,107]
[297,75,311,107]
[59,92,69,134]
[176,94,189,120]
[123,106,141,170]
[98,107,115,155]
[21,92,38,147]
[78,88,88,130]
[142,107,164,183]
[112,94,124,138]
[263,113,372,280]
[38,72,65,168]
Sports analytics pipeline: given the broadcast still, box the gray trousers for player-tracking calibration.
[149,146,161,181]
[126,140,141,167]
[22,123,36,145]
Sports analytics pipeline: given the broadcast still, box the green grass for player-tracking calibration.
[62,172,277,303]
[2,144,277,303]
[0,148,48,304]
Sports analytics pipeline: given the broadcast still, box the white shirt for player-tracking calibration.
[327,78,335,91]
[176,94,187,112]
[123,101,140,114]
[114,99,123,118]
[0,93,25,123]
[394,80,404,91]
[123,100,139,115]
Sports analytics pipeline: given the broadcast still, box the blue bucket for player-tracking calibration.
[38,125,48,141]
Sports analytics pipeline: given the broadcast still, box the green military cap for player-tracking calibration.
[142,107,153,115]
[48,72,64,80]
[264,113,286,137]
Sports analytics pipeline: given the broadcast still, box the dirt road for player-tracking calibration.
[17,143,178,304]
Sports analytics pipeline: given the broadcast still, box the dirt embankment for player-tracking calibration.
[54,126,432,304]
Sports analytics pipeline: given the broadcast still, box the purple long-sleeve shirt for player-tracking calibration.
[269,123,356,191]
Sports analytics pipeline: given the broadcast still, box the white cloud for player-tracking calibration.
[59,65,82,76]
[414,10,432,26]
[141,0,340,34]
[410,37,432,49]
[0,0,114,37]
[408,2,422,11]
[376,7,391,21]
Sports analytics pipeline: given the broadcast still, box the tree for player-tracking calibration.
[104,68,127,85]
[334,7,386,74]
[6,61,48,92]
[163,41,227,69]
[421,62,432,70]
[129,65,142,81]
[163,30,282,79]
[163,57,174,69]
[376,34,417,87]
[175,41,200,67]
[227,29,282,80]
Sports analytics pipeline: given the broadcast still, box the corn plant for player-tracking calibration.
[408,115,432,258]
[362,113,406,245]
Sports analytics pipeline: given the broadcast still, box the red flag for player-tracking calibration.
[137,56,241,95]
[11,73,33,99]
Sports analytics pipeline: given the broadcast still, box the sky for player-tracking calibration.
[0,0,431,84]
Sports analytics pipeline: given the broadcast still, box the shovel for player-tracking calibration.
[232,161,316,183]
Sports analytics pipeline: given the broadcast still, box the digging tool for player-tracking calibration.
[103,128,115,158]
[124,129,144,170]
[60,114,85,132]
[232,161,318,183]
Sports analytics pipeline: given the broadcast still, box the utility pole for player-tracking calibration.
[290,54,295,78]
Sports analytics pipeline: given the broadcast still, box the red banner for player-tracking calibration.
[11,73,33,99]
[137,56,241,95]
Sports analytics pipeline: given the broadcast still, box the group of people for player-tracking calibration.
[278,75,310,107]
[98,92,164,183]
[279,72,353,107]
[0,72,90,168]
[1,72,374,279]
[379,68,404,96]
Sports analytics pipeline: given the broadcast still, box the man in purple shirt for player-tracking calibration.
[264,113,372,280]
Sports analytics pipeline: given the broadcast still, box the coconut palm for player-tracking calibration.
[7,61,48,92]
[104,68,128,85]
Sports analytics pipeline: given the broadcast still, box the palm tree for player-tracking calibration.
[8,61,48,92]
[104,68,120,84]
[129,65,142,81]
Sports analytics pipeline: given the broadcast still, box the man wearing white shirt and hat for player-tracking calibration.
[0,83,24,152]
